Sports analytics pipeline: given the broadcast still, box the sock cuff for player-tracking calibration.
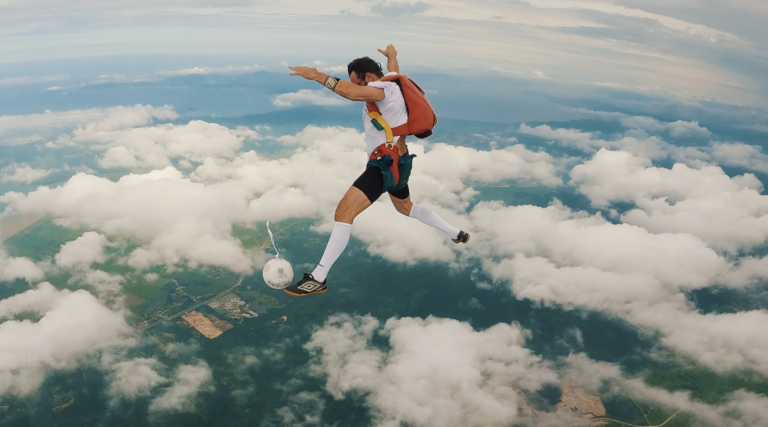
[333,221,353,229]
[409,203,432,219]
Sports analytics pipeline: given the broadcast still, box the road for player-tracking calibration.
[139,272,246,331]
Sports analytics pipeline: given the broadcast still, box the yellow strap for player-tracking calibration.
[366,111,394,144]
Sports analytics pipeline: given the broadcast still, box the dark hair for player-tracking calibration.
[347,57,384,79]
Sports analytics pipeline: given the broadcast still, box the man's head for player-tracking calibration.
[348,57,384,86]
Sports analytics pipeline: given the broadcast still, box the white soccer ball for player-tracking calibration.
[262,257,294,289]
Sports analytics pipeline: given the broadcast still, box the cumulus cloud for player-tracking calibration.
[274,391,327,427]
[371,1,431,17]
[0,245,44,283]
[66,120,259,170]
[313,61,346,74]
[0,104,177,137]
[107,358,167,401]
[519,123,670,159]
[0,123,558,271]
[667,119,711,138]
[711,142,768,174]
[615,115,710,138]
[55,231,110,267]
[272,89,350,107]
[306,314,768,426]
[0,164,55,183]
[148,361,213,413]
[0,75,65,86]
[467,199,768,374]
[78,269,125,299]
[306,314,560,427]
[1,167,260,273]
[571,149,768,252]
[157,64,260,77]
[519,114,712,163]
[0,283,133,395]
[0,125,557,272]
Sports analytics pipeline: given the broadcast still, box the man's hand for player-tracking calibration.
[288,66,323,82]
[287,64,384,103]
[378,44,400,74]
[377,44,397,58]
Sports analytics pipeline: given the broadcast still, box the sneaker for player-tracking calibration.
[284,273,327,297]
[452,230,470,244]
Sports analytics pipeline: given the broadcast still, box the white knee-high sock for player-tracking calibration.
[409,203,460,240]
[311,222,352,282]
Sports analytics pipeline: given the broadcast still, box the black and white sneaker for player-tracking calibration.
[284,273,327,297]
[452,230,470,244]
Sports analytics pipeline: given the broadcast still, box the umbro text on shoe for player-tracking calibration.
[284,273,328,297]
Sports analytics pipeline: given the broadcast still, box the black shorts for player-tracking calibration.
[353,166,410,203]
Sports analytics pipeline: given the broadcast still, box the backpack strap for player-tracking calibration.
[366,108,394,144]
[366,74,417,142]
[366,101,411,142]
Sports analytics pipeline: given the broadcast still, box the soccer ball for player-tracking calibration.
[262,257,294,289]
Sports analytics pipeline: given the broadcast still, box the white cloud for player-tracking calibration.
[740,124,768,133]
[418,142,561,188]
[76,121,260,169]
[157,64,260,77]
[78,269,125,300]
[579,110,715,140]
[306,314,560,427]
[711,142,768,174]
[107,358,167,401]
[1,167,260,273]
[274,391,327,427]
[313,61,346,74]
[306,314,768,426]
[273,89,350,107]
[571,149,768,252]
[148,361,213,413]
[0,104,178,137]
[0,124,559,272]
[0,245,44,283]
[519,123,670,159]
[371,1,432,17]
[667,120,711,138]
[0,164,55,184]
[0,283,133,395]
[0,75,65,86]
[55,231,109,267]
[467,199,768,374]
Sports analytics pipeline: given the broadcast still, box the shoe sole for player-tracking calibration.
[284,289,327,297]
[453,233,470,244]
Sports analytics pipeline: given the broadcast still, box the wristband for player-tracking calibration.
[323,76,339,92]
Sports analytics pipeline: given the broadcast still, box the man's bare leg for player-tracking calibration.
[389,193,413,216]
[335,186,372,223]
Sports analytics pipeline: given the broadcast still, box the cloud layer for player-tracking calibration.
[306,314,561,427]
[0,283,133,395]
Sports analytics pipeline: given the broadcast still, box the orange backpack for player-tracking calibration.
[365,75,438,143]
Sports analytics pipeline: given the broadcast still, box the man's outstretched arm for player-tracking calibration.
[377,44,399,74]
[288,66,384,103]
